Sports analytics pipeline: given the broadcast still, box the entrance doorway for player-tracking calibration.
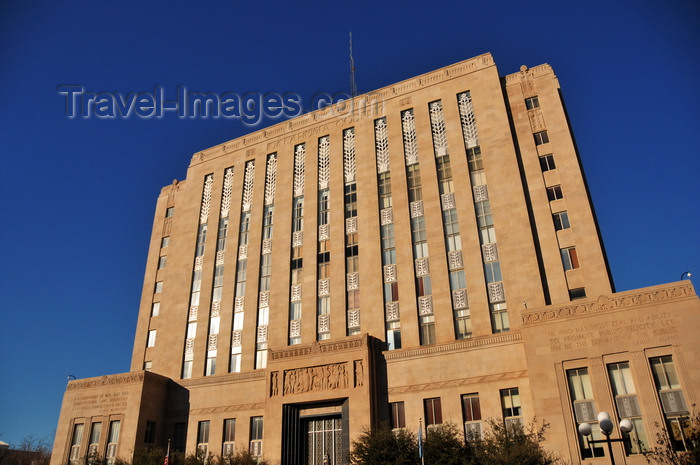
[305,416,342,465]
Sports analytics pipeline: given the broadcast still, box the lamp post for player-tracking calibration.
[578,412,633,465]
[681,271,692,280]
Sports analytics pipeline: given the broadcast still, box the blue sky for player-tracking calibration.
[1,0,698,448]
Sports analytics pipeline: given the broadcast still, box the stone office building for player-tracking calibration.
[51,53,700,465]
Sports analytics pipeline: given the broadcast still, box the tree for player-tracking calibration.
[350,423,418,465]
[0,436,52,465]
[423,423,475,465]
[644,413,700,465]
[469,418,565,465]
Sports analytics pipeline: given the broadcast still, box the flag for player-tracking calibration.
[164,440,170,465]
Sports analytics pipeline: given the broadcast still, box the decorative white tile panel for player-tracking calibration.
[318,136,330,189]
[346,272,359,290]
[289,319,301,338]
[234,296,245,312]
[441,193,455,210]
[473,184,489,202]
[418,296,433,315]
[232,330,242,347]
[380,208,394,225]
[385,302,399,321]
[208,334,217,351]
[211,300,220,317]
[410,200,424,218]
[294,144,306,197]
[220,167,234,218]
[429,101,448,157]
[290,284,302,302]
[402,110,419,165]
[200,174,214,224]
[347,309,360,328]
[488,282,506,303]
[482,243,499,262]
[318,224,330,241]
[292,231,303,247]
[189,306,198,321]
[194,256,203,271]
[452,289,468,309]
[257,325,268,343]
[242,161,255,212]
[261,238,272,255]
[374,118,390,173]
[448,250,463,270]
[258,290,270,308]
[318,278,330,296]
[458,92,479,148]
[185,338,195,355]
[415,257,430,277]
[318,314,330,333]
[216,250,226,265]
[238,244,248,260]
[383,264,397,283]
[345,217,357,234]
[264,154,277,206]
[343,128,356,184]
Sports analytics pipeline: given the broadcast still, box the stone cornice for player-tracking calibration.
[521,282,696,326]
[503,63,554,84]
[189,53,497,166]
[66,371,170,390]
[388,369,528,395]
[383,331,523,361]
[177,370,265,389]
[269,333,369,361]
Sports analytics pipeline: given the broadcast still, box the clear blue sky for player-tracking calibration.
[1,0,698,448]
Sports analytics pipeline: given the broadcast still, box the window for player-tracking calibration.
[607,363,649,454]
[250,417,263,457]
[553,211,570,231]
[223,419,236,456]
[569,288,586,300]
[165,207,174,218]
[546,185,563,201]
[154,281,163,293]
[144,421,156,445]
[182,360,193,379]
[205,357,216,376]
[147,330,156,347]
[197,421,210,456]
[69,423,84,465]
[539,154,556,172]
[151,302,160,317]
[561,247,580,271]
[650,356,690,451]
[500,388,522,430]
[88,422,102,457]
[390,402,406,429]
[143,361,152,371]
[161,237,170,248]
[525,96,540,109]
[424,398,443,426]
[106,420,121,465]
[173,422,187,453]
[461,394,482,439]
[567,368,604,458]
[158,256,167,269]
[534,131,549,145]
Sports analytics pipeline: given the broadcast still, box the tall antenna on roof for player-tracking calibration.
[349,32,357,98]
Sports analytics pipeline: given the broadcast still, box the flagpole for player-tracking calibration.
[163,439,170,465]
[418,418,424,465]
